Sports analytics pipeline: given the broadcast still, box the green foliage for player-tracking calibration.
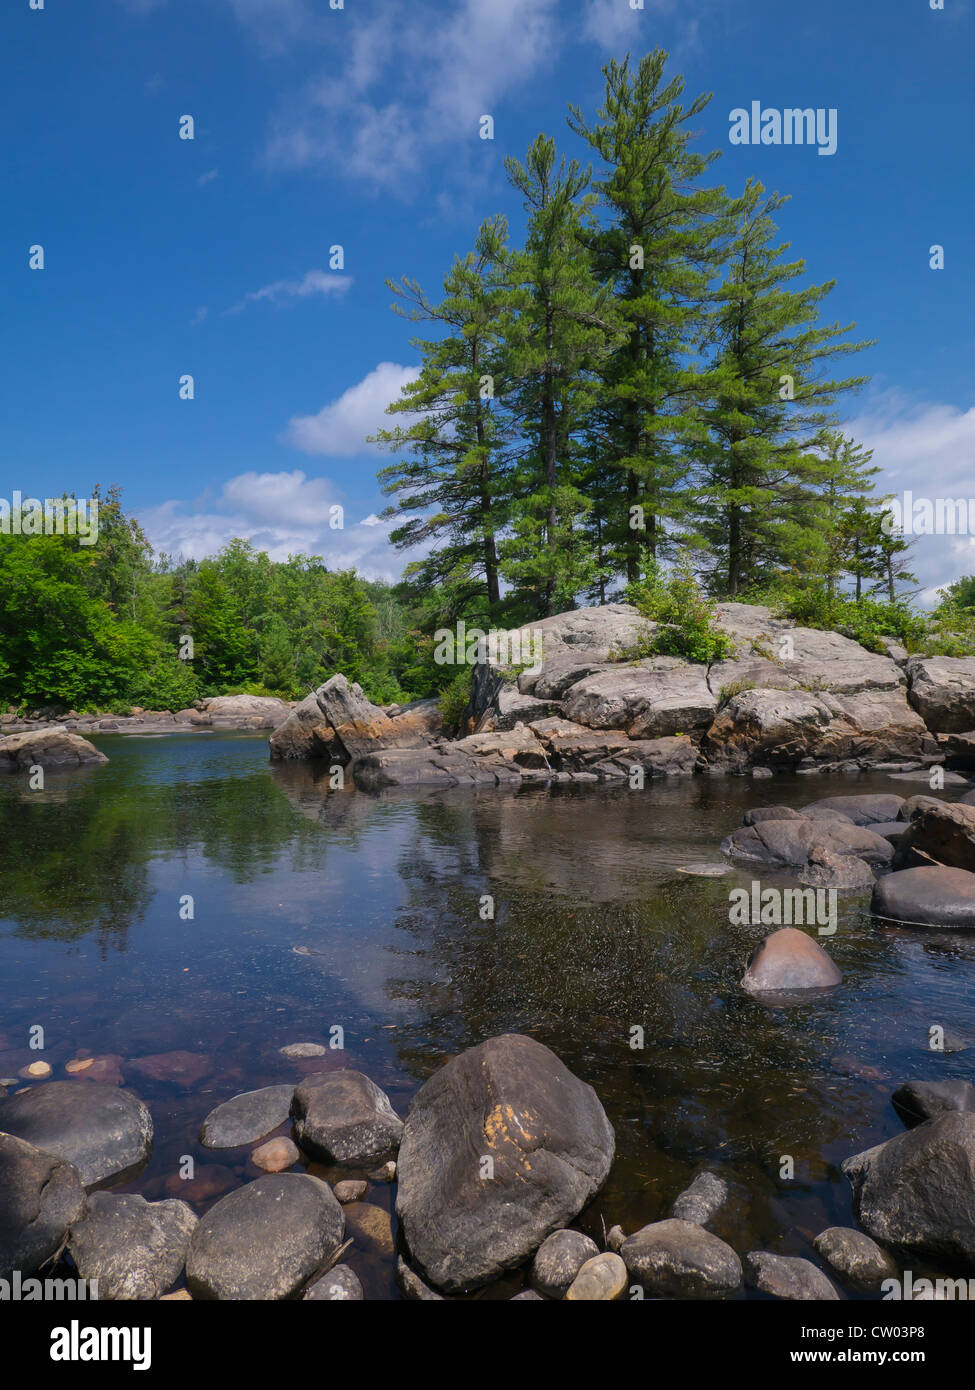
[437,665,474,733]
[624,555,735,663]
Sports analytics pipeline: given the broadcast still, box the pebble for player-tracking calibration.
[565,1252,628,1300]
[280,1042,327,1058]
[333,1180,368,1204]
[19,1061,52,1080]
[251,1137,299,1173]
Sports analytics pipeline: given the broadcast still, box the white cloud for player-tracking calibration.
[197,168,220,186]
[583,0,702,53]
[139,469,413,580]
[263,0,560,188]
[284,361,421,456]
[844,395,975,603]
[227,268,351,314]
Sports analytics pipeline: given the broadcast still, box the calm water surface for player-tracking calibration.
[2,733,974,1298]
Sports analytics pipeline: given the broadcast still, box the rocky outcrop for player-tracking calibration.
[721,816,893,870]
[395,1034,615,1293]
[0,727,107,770]
[203,694,291,728]
[269,675,435,764]
[906,656,975,733]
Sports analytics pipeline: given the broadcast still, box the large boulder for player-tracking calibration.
[185,1174,344,1300]
[722,816,893,869]
[907,656,975,733]
[0,727,107,770]
[269,675,431,765]
[68,1192,196,1300]
[842,1112,975,1265]
[871,866,975,928]
[204,694,290,728]
[894,802,975,873]
[0,1082,152,1189]
[395,1034,614,1293]
[0,1133,87,1278]
[620,1219,742,1298]
[741,928,843,995]
[292,1071,403,1166]
[268,692,336,761]
[561,661,716,740]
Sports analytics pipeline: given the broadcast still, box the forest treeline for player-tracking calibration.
[3,52,974,714]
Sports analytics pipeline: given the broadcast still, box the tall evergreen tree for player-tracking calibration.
[373,216,513,625]
[568,51,731,582]
[695,181,873,595]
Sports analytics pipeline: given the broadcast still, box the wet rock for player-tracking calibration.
[722,817,893,870]
[895,802,975,873]
[671,1171,728,1226]
[251,1137,299,1173]
[64,1054,124,1086]
[891,1080,975,1127]
[0,727,108,770]
[19,1060,52,1080]
[292,1071,403,1166]
[185,1174,344,1301]
[344,1201,394,1257]
[606,1224,626,1253]
[279,1042,327,1059]
[741,928,843,995]
[812,1227,899,1292]
[0,1081,152,1189]
[333,1180,367,1204]
[565,1252,628,1300]
[0,1133,87,1278]
[396,1034,614,1293]
[797,847,875,891]
[127,1052,211,1087]
[621,1219,742,1299]
[801,794,906,825]
[368,1160,397,1183]
[396,1255,444,1301]
[744,1251,840,1300]
[303,1265,363,1300]
[842,1113,975,1265]
[199,1084,295,1149]
[530,1229,600,1298]
[68,1193,196,1301]
[872,866,975,928]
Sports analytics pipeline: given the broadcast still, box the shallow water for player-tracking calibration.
[2,733,974,1299]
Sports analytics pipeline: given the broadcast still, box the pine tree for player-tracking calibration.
[873,515,918,604]
[568,51,731,582]
[500,133,622,617]
[373,215,513,625]
[696,181,873,596]
[806,430,880,601]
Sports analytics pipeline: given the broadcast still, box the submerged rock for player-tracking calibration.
[396,1034,614,1293]
[812,1227,898,1292]
[68,1193,196,1301]
[741,928,843,995]
[842,1113,975,1265]
[199,1084,295,1149]
[620,1219,742,1299]
[250,1137,299,1173]
[185,1174,344,1300]
[744,1251,840,1300]
[671,1171,728,1226]
[530,1229,600,1298]
[0,1133,86,1278]
[292,1070,403,1166]
[0,1081,152,1189]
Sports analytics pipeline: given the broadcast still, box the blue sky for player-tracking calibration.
[3,0,973,597]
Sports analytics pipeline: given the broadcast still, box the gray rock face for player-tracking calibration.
[620,1219,742,1299]
[741,928,842,995]
[671,1171,728,1226]
[892,1080,975,1127]
[812,1227,899,1291]
[0,727,108,770]
[906,655,975,733]
[199,1084,295,1149]
[292,1071,403,1166]
[303,1265,364,1300]
[530,1229,600,1298]
[721,817,893,869]
[268,693,336,762]
[871,866,975,928]
[270,675,431,765]
[185,1174,344,1300]
[842,1113,975,1265]
[0,1082,152,1189]
[205,694,290,728]
[744,1251,840,1300]
[395,1034,615,1293]
[562,662,716,740]
[68,1192,197,1300]
[0,1133,87,1278]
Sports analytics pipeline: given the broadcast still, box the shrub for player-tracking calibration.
[624,555,735,665]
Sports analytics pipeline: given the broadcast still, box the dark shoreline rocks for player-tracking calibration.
[68,1192,197,1300]
[0,1133,87,1278]
[292,1070,403,1166]
[0,1081,152,1189]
